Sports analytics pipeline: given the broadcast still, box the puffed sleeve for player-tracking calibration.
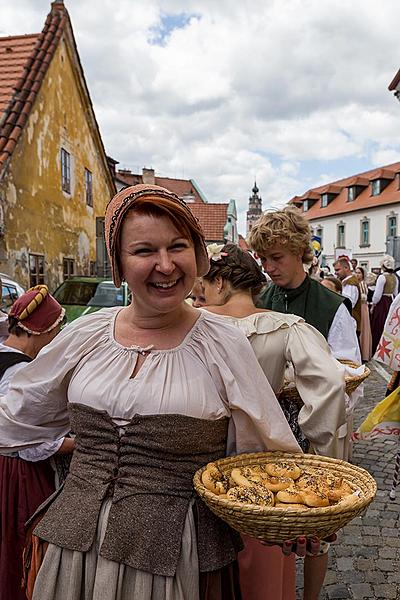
[285,321,347,456]
[198,313,301,455]
[0,310,110,452]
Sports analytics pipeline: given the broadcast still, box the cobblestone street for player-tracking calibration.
[296,363,400,600]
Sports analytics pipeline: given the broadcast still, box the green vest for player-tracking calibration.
[257,275,344,339]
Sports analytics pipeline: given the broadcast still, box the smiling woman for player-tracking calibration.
[0,184,302,600]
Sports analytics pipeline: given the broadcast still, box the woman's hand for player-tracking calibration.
[281,534,337,557]
[262,534,336,556]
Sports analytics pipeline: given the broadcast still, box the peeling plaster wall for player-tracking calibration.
[0,38,114,291]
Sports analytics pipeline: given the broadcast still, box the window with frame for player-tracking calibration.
[348,186,356,202]
[388,215,397,238]
[63,258,75,280]
[337,223,345,248]
[85,168,93,207]
[321,194,329,208]
[61,148,71,193]
[29,254,45,287]
[360,218,370,246]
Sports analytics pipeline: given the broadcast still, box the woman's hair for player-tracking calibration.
[247,206,314,264]
[123,196,204,246]
[7,315,30,337]
[356,266,365,280]
[203,244,266,296]
[322,275,342,293]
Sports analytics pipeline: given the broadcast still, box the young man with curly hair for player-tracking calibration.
[248,207,360,363]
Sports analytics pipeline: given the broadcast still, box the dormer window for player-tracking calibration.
[348,186,360,202]
[371,178,391,196]
[303,199,316,212]
[319,185,340,208]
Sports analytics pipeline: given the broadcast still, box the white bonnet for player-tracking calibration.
[380,254,395,270]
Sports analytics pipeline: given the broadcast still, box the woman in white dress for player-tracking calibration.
[201,243,346,600]
[0,184,302,600]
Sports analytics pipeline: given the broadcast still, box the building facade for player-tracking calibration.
[289,163,400,270]
[0,2,115,290]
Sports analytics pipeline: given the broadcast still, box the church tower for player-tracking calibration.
[246,181,262,234]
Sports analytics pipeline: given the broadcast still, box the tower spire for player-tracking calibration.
[246,181,262,235]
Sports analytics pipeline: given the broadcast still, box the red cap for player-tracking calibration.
[10,285,65,335]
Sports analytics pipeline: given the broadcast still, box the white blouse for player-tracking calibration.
[205,311,347,457]
[0,307,300,456]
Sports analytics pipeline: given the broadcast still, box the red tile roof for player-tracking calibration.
[0,34,39,114]
[389,69,400,91]
[0,2,66,173]
[189,203,228,241]
[116,170,205,203]
[289,161,400,220]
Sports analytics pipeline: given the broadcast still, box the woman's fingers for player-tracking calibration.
[295,536,307,557]
[282,540,293,556]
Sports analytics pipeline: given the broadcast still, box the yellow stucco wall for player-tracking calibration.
[0,35,114,291]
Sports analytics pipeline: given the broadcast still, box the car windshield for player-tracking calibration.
[87,282,125,307]
[53,281,100,305]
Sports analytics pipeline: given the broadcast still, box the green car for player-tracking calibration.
[52,277,130,323]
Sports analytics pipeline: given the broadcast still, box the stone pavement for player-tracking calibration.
[296,362,400,600]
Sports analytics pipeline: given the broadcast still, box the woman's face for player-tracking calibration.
[119,212,197,314]
[189,280,207,308]
[201,278,223,306]
[355,268,363,282]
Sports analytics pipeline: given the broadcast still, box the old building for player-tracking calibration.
[289,162,400,270]
[0,1,115,290]
[113,167,238,245]
[246,181,262,234]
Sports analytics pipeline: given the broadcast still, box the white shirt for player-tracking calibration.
[342,276,359,308]
[327,303,361,364]
[0,307,300,456]
[372,273,399,305]
[207,311,346,457]
[0,343,63,461]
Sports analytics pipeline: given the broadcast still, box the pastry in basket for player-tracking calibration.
[264,461,301,480]
[201,462,229,495]
[230,467,264,486]
[230,466,292,492]
[227,484,274,506]
[275,487,305,504]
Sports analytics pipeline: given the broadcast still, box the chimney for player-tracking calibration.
[142,168,155,185]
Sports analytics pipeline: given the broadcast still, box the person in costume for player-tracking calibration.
[333,258,361,335]
[370,255,398,354]
[201,243,346,600]
[250,207,361,364]
[0,285,73,600]
[355,267,372,362]
[0,184,305,600]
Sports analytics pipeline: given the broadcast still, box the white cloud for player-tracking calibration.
[1,0,400,234]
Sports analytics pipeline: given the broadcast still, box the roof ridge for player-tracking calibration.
[0,3,67,174]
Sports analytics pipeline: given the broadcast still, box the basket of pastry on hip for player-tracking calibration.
[280,360,370,407]
[193,451,377,544]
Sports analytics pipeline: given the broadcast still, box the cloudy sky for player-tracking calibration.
[2,0,400,233]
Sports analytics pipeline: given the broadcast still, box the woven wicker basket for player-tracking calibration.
[193,451,376,544]
[280,360,370,406]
